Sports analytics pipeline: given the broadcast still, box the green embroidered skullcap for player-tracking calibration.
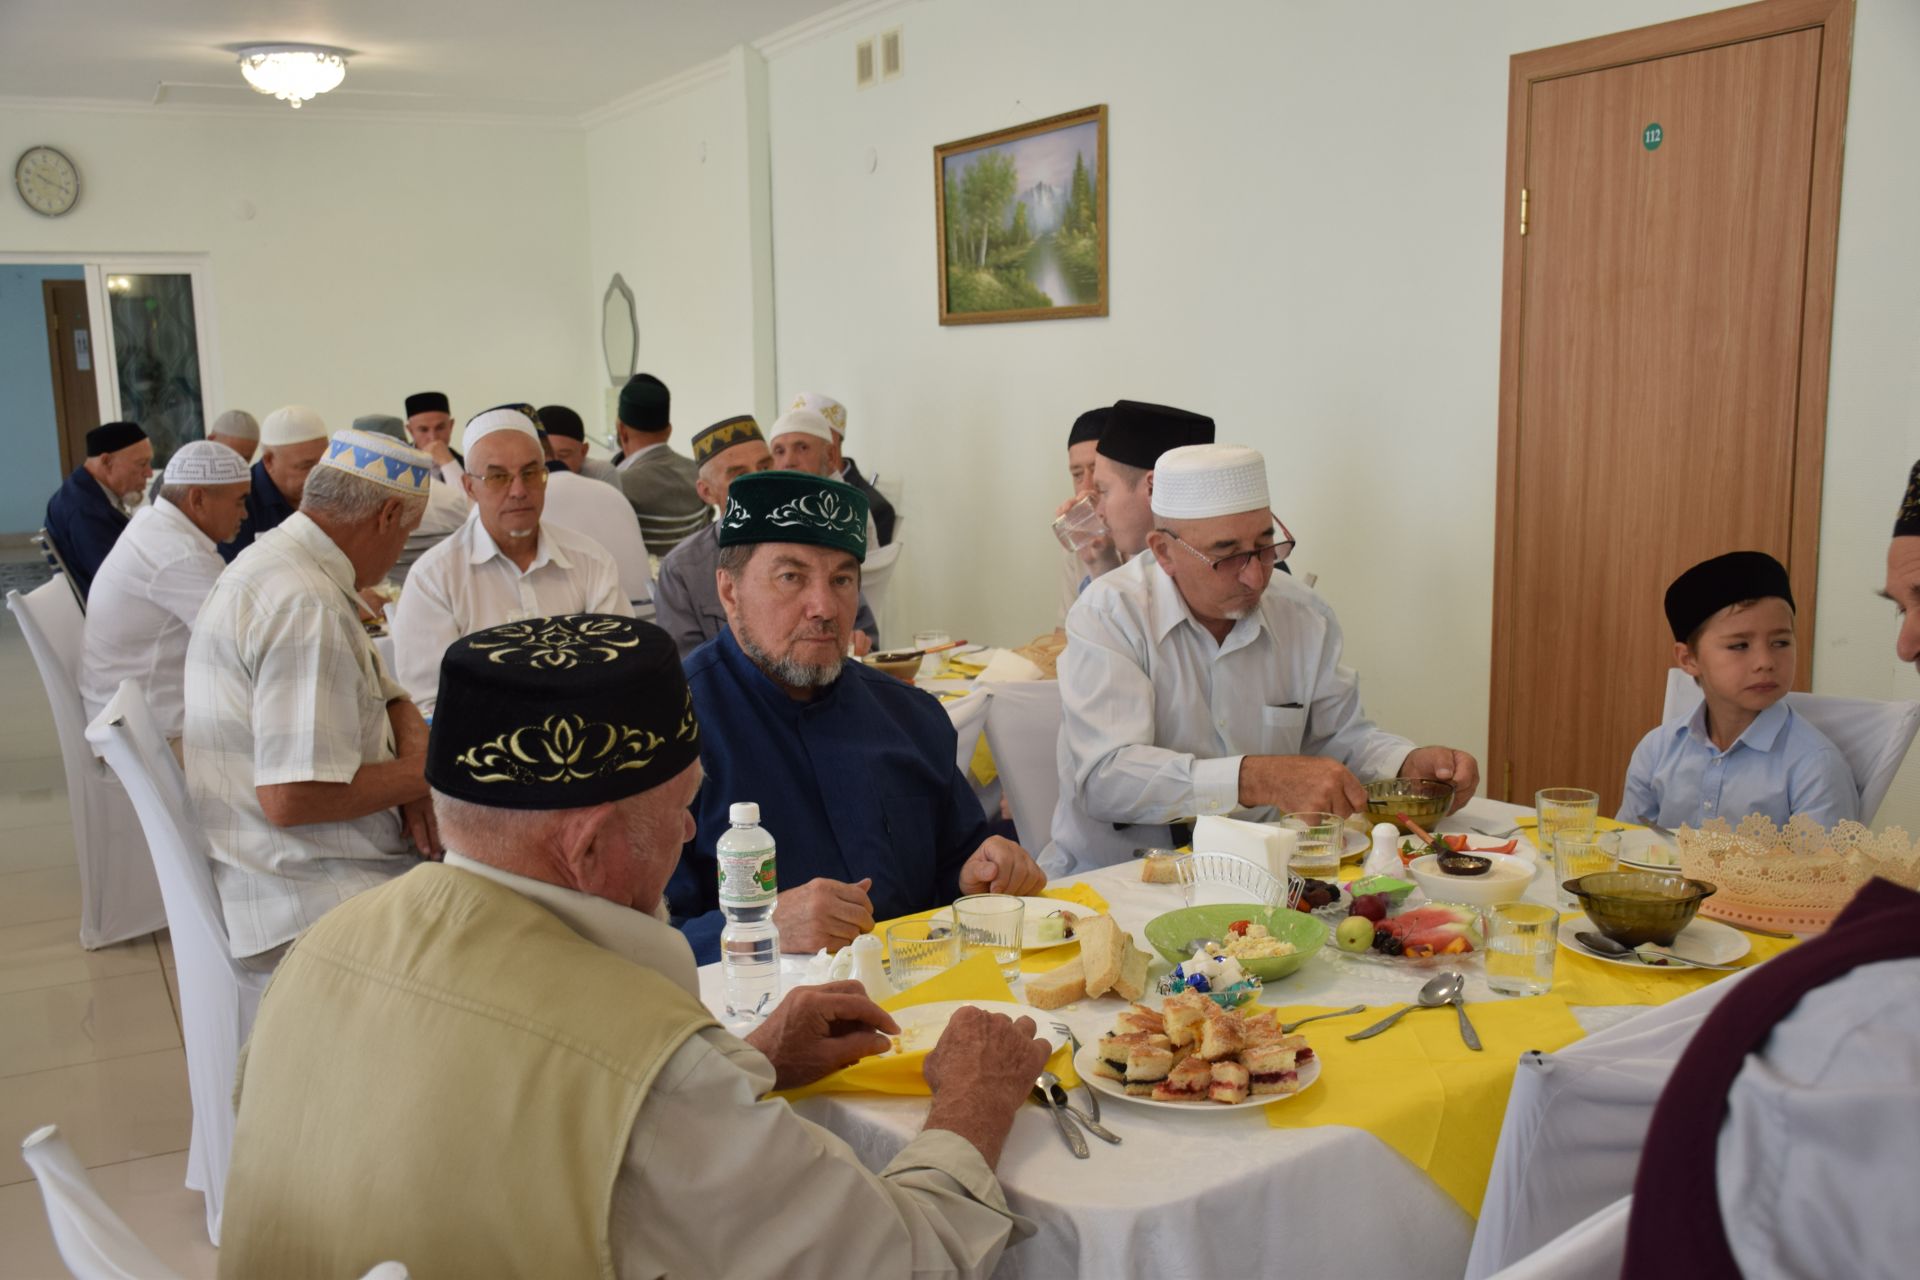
[717,470,869,563]
[426,614,700,810]
[617,373,670,431]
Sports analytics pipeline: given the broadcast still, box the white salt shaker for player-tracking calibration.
[1368,822,1400,875]
[848,933,892,1002]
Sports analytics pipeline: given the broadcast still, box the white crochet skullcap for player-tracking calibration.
[1150,444,1270,520]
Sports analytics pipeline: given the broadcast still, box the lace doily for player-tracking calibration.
[1677,816,1920,920]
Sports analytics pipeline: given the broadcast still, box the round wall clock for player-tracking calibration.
[15,146,79,217]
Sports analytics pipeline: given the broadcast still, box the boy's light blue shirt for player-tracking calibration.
[1618,699,1859,829]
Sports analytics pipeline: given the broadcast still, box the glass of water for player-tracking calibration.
[1281,812,1345,878]
[912,629,951,679]
[1486,902,1559,996]
[953,894,1024,983]
[1553,830,1621,910]
[1533,787,1599,856]
[885,919,960,993]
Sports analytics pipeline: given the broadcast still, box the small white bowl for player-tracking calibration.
[1407,853,1534,907]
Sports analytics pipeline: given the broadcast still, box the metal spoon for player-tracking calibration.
[1036,1070,1120,1144]
[1280,1004,1366,1033]
[1574,930,1742,971]
[1346,973,1462,1041]
[1448,982,1482,1051]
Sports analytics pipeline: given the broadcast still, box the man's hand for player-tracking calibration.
[743,980,898,1091]
[388,699,430,759]
[426,441,456,468]
[922,1006,1053,1168]
[958,837,1046,896]
[1238,755,1368,816]
[400,795,442,859]
[1400,746,1481,812]
[772,877,874,953]
[851,630,874,657]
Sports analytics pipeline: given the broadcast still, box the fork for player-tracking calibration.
[1052,1023,1120,1142]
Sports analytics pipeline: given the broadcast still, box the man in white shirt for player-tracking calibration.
[185,428,440,967]
[356,413,472,585]
[539,437,654,607]
[391,405,628,715]
[81,441,250,745]
[1047,442,1478,873]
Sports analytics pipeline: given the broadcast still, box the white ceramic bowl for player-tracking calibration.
[1407,853,1534,907]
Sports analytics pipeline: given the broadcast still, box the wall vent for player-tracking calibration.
[881,28,903,80]
[855,38,876,88]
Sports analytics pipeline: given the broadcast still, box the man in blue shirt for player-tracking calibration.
[45,421,151,598]
[219,405,330,561]
[667,471,1046,964]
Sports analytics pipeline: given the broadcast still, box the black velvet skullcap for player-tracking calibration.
[404,391,450,418]
[1067,407,1110,448]
[1095,400,1214,470]
[1664,551,1794,643]
[86,422,146,456]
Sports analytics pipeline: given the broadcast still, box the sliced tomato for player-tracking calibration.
[1227,919,1252,937]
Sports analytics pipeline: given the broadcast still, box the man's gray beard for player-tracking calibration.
[737,627,843,688]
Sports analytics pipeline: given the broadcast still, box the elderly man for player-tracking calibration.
[1058,405,1119,616]
[1089,399,1216,562]
[218,614,1049,1277]
[217,404,330,562]
[1048,443,1478,873]
[80,442,250,746]
[45,421,152,597]
[206,408,259,462]
[667,472,1045,963]
[392,406,628,715]
[655,415,879,658]
[186,428,439,968]
[790,391,897,547]
[538,402,621,484]
[355,413,471,585]
[403,389,462,473]
[612,373,710,557]
[769,407,887,555]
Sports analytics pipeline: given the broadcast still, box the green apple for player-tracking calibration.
[1335,915,1376,953]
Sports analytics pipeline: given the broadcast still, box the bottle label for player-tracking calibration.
[718,851,777,907]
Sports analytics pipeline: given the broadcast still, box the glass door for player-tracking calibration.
[88,259,220,470]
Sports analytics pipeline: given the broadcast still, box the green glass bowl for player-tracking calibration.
[1564,870,1718,947]
[1363,778,1456,834]
[1143,904,1326,981]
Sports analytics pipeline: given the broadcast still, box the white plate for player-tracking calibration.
[1557,912,1751,967]
[933,898,1092,950]
[1618,844,1681,871]
[1072,1043,1320,1111]
[889,1001,1069,1055]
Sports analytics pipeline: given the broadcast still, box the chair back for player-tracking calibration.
[1482,1196,1631,1280]
[982,680,1064,848]
[1661,669,1920,822]
[34,526,86,613]
[19,1124,181,1280]
[946,688,992,785]
[861,539,903,641]
[86,679,269,1247]
[7,583,164,948]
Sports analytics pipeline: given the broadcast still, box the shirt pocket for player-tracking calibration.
[1260,704,1309,755]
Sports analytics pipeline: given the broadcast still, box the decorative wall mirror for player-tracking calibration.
[602,274,637,385]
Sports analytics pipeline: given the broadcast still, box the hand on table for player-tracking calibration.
[744,980,898,1091]
[923,1005,1053,1168]
[773,877,874,953]
[959,836,1046,896]
[1238,755,1368,816]
[1400,746,1481,812]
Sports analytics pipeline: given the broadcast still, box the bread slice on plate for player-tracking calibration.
[1077,916,1126,996]
[1196,1001,1247,1061]
[1024,956,1085,1010]
[1140,852,1182,884]
[1113,942,1149,1002]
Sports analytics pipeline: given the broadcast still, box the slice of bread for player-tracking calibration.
[1077,915,1126,997]
[1140,852,1183,884]
[1024,957,1085,1010]
[1114,942,1149,1002]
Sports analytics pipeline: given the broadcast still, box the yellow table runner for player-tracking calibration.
[777,951,1077,1099]
[1551,929,1797,1005]
[869,883,1111,975]
[1262,997,1584,1217]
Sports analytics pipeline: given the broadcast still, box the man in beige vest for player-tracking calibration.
[221,613,1050,1279]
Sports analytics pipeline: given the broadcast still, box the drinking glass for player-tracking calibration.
[1051,494,1110,554]
[1486,903,1559,996]
[1281,812,1345,877]
[912,629,951,679]
[1553,830,1622,910]
[885,919,960,992]
[953,894,1024,983]
[1534,787,1600,856]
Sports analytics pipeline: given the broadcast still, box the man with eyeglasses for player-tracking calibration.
[391,405,629,717]
[1045,442,1478,873]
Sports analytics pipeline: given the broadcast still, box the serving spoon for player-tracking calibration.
[1346,972,1462,1041]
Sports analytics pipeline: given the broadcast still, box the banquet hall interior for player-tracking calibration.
[2,0,1918,1276]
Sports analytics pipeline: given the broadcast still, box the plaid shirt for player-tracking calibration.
[184,512,417,957]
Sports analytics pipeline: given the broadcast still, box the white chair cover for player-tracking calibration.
[861,539,903,642]
[1661,668,1920,821]
[1483,1195,1631,1280]
[19,1124,181,1280]
[946,687,991,780]
[6,582,164,949]
[1465,976,1742,1278]
[86,680,271,1248]
[982,680,1063,849]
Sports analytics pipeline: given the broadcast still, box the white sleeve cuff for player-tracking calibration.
[1190,755,1244,815]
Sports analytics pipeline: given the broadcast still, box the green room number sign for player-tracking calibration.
[1643,122,1664,151]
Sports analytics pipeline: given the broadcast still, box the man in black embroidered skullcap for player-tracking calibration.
[1090,399,1215,561]
[612,373,710,557]
[44,421,152,597]
[1057,406,1119,612]
[222,612,1049,1277]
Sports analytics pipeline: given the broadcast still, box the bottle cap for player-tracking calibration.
[729,802,760,825]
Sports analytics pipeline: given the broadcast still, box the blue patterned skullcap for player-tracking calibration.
[317,429,433,495]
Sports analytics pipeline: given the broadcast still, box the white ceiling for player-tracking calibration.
[0,0,854,122]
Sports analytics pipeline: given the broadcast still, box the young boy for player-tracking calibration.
[1619,551,1859,829]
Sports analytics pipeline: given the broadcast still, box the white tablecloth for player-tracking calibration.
[693,798,1668,1279]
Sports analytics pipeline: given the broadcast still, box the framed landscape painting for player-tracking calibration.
[935,104,1108,325]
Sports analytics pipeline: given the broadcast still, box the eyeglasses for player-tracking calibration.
[476,464,549,492]
[1158,520,1294,577]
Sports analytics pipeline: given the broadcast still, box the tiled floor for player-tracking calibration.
[0,606,217,1278]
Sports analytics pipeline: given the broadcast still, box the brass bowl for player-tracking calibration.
[1363,778,1456,834]
[1564,871,1718,948]
[865,652,921,683]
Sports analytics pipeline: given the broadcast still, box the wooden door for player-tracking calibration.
[42,279,100,473]
[1489,0,1853,813]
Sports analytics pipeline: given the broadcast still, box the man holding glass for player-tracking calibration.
[390,404,628,716]
[1046,442,1478,873]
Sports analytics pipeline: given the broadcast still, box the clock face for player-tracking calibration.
[15,146,79,217]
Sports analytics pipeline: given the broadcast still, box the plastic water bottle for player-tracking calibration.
[717,802,780,1027]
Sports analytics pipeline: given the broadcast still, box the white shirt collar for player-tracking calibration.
[464,515,570,574]
[145,496,219,553]
[1144,550,1267,653]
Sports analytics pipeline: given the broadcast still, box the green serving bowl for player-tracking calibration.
[1143,904,1327,982]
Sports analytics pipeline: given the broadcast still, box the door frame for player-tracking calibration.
[1486,0,1855,801]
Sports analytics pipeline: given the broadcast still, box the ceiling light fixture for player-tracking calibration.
[235,44,349,109]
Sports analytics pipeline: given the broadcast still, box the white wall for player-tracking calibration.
[0,105,598,467]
